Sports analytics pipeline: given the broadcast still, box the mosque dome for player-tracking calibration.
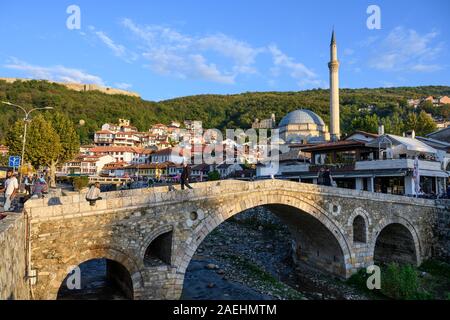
[278,109,325,127]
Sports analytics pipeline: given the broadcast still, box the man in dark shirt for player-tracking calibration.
[181,163,193,190]
[323,168,332,187]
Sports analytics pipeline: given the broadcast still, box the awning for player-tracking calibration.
[419,169,449,178]
[283,168,409,179]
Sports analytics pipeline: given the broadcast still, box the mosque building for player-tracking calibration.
[276,29,340,145]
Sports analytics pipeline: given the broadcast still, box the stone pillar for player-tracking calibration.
[355,178,364,191]
[368,177,375,192]
[405,175,414,196]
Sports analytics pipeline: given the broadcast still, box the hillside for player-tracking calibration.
[0,79,449,144]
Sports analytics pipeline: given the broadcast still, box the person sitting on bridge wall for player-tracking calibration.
[86,182,102,206]
[30,176,48,199]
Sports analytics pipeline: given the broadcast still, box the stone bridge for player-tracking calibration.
[23,180,438,300]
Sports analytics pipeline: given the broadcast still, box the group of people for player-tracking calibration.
[23,173,48,198]
[317,167,334,187]
[0,170,49,214]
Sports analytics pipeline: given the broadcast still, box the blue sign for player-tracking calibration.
[9,156,21,168]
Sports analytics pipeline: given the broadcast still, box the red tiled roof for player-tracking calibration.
[126,161,181,170]
[152,148,180,156]
[345,130,379,140]
[90,146,144,153]
[103,161,128,170]
[301,139,369,152]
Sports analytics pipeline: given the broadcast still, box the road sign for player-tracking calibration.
[8,156,21,168]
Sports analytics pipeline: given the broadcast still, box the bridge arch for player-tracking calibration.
[175,191,354,280]
[371,217,422,266]
[46,248,144,300]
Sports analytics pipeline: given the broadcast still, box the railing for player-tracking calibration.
[309,163,356,173]
[355,159,442,171]
[89,176,131,184]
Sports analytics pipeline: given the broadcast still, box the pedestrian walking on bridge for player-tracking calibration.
[181,163,193,190]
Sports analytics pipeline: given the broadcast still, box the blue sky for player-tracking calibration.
[0,0,449,101]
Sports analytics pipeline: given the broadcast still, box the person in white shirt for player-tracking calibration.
[86,182,102,206]
[1,170,19,212]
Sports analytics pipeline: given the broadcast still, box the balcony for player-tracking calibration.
[355,159,442,171]
[95,137,113,141]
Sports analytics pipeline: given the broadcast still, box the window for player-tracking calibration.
[353,216,366,243]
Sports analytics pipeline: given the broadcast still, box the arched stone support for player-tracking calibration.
[24,180,437,300]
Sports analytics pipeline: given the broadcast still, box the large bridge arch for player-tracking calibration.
[44,247,145,300]
[175,191,354,282]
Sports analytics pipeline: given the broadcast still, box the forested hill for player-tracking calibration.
[0,79,449,144]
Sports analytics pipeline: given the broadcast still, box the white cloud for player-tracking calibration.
[114,82,133,90]
[196,33,263,69]
[119,18,324,87]
[343,48,354,56]
[4,57,105,85]
[90,26,138,63]
[122,18,262,84]
[268,45,323,88]
[410,64,441,72]
[369,26,444,72]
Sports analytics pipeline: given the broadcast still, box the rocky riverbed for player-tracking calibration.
[181,207,371,300]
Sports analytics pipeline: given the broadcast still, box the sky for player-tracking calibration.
[0,0,449,101]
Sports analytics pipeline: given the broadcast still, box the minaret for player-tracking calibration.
[328,29,340,141]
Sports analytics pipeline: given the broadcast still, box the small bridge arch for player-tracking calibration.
[46,248,144,300]
[371,217,422,266]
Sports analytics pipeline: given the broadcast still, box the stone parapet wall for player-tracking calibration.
[0,214,29,300]
[434,200,450,262]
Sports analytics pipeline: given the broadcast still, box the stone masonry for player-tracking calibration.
[0,214,30,300]
[435,200,450,262]
[20,180,440,300]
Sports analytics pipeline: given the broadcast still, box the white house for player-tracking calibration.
[62,154,115,176]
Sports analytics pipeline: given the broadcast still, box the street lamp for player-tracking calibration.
[1,101,53,179]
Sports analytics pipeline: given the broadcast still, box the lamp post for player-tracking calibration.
[1,101,53,180]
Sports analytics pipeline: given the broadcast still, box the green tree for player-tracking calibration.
[440,104,450,120]
[404,111,437,136]
[46,112,80,187]
[6,114,61,171]
[418,100,434,114]
[381,263,423,300]
[382,113,404,135]
[351,114,380,133]
[208,170,221,181]
[0,154,8,166]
